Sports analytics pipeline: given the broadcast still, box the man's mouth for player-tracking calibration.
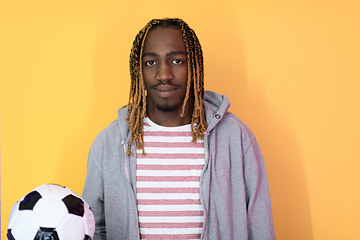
[154,85,177,98]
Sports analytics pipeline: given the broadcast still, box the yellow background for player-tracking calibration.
[1,0,360,239]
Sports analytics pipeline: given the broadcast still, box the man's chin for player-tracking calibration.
[156,103,179,113]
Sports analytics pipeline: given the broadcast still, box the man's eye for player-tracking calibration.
[172,59,183,65]
[146,61,156,66]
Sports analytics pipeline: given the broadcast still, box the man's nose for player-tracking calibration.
[156,62,173,81]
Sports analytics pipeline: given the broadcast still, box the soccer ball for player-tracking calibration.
[7,184,95,240]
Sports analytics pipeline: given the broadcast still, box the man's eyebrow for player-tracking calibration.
[167,51,186,56]
[142,51,186,58]
[142,52,158,57]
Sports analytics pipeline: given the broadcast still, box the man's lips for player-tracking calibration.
[153,84,178,98]
[155,85,177,91]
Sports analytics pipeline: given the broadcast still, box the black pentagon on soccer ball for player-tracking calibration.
[34,227,59,240]
[62,194,84,217]
[7,229,15,240]
[19,191,42,210]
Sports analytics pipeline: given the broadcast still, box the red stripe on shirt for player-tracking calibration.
[139,222,203,228]
[137,199,201,205]
[137,153,204,159]
[140,234,201,239]
[138,211,204,217]
[137,165,204,170]
[143,142,204,148]
[143,131,192,137]
[137,176,200,182]
[137,188,200,193]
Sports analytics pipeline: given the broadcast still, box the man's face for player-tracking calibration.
[142,27,191,115]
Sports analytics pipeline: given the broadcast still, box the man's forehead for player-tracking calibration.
[143,27,186,53]
[142,51,186,58]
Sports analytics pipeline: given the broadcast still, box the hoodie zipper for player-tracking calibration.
[199,131,209,240]
[122,142,140,240]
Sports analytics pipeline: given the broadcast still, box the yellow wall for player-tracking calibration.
[1,0,359,239]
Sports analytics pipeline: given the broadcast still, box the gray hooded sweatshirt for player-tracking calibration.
[82,90,275,240]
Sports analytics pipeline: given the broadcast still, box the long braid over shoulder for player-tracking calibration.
[126,18,207,156]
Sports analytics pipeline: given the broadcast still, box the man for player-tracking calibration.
[83,18,275,240]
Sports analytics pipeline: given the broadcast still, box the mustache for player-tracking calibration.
[151,80,179,88]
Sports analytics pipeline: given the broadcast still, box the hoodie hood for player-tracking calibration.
[203,90,230,132]
[117,105,132,143]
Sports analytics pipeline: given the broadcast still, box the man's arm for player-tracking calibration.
[82,146,107,240]
[243,138,276,240]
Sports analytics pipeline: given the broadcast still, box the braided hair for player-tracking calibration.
[126,18,207,155]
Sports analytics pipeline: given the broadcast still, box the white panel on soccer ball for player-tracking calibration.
[83,202,95,237]
[57,214,85,240]
[10,210,39,240]
[35,184,72,200]
[33,198,68,227]
[7,201,20,229]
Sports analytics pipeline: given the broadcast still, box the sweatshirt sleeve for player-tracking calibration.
[82,143,107,240]
[243,137,276,240]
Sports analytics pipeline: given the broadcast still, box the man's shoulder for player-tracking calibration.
[221,111,248,128]
[91,107,129,147]
[218,111,255,140]
[97,119,121,137]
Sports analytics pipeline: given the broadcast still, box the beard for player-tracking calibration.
[155,102,179,112]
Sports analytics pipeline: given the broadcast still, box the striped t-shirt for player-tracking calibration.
[136,117,205,240]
